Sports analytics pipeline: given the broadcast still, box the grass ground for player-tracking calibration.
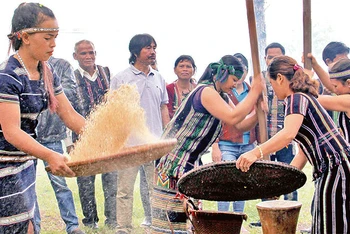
[36,156,314,234]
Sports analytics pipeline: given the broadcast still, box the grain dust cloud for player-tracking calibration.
[69,84,158,162]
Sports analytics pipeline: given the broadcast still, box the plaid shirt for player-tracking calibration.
[263,72,294,150]
[266,76,285,138]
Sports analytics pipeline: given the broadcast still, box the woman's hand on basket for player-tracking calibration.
[47,152,75,177]
[236,150,260,172]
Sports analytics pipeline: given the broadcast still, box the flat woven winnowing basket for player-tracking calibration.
[177,160,307,201]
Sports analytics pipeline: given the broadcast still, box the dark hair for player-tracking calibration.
[128,33,157,64]
[265,42,285,56]
[329,58,350,84]
[268,56,319,97]
[9,2,56,51]
[322,41,350,65]
[233,53,248,71]
[9,3,58,111]
[174,55,197,71]
[198,55,244,84]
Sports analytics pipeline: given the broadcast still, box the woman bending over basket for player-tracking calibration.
[152,55,263,233]
[236,55,350,234]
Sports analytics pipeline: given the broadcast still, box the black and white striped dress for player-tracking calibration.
[286,93,350,234]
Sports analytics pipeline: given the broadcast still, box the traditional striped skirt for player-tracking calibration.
[151,171,199,234]
[0,160,36,233]
[312,159,350,234]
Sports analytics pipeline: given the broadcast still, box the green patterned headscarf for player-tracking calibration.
[210,59,244,83]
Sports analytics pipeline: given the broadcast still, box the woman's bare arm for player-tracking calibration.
[0,102,74,176]
[56,92,85,135]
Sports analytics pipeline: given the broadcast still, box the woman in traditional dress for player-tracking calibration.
[166,55,197,120]
[236,55,350,234]
[212,53,257,216]
[151,55,263,233]
[0,3,85,233]
[315,58,350,141]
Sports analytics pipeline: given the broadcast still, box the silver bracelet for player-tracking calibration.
[256,145,264,159]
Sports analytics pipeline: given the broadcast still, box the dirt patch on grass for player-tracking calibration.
[39,211,65,233]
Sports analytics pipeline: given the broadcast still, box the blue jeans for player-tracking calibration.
[217,143,255,213]
[269,146,298,201]
[34,141,79,233]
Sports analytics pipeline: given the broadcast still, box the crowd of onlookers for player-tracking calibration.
[2,2,350,234]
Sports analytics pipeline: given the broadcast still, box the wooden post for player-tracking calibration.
[246,0,268,158]
[303,0,312,69]
[246,0,261,76]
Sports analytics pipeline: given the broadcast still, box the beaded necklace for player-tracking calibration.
[16,50,31,80]
[175,80,193,98]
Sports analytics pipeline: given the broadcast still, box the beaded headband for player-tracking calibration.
[7,27,59,40]
[329,69,350,79]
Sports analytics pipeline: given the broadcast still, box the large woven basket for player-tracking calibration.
[178,160,307,201]
[189,210,247,234]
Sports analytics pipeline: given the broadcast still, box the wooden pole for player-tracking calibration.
[246,0,261,76]
[246,0,268,154]
[303,0,312,69]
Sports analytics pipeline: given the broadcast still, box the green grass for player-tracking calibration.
[36,160,314,234]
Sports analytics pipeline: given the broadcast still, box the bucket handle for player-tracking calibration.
[165,193,194,234]
[183,196,201,234]
[184,197,199,217]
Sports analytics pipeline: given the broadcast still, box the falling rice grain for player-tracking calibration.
[69,84,158,162]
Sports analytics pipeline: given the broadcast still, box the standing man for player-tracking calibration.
[72,40,118,230]
[110,33,170,234]
[249,42,297,228]
[35,57,84,234]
